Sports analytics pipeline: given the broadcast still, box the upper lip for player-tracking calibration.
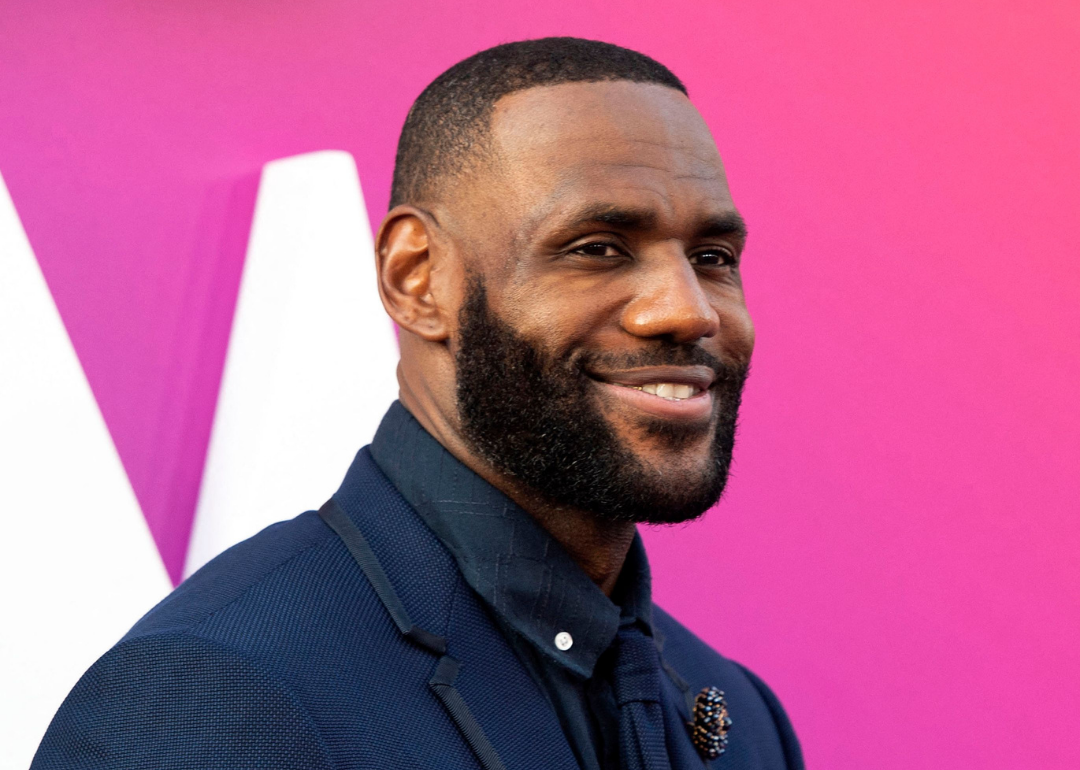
[587,365,716,391]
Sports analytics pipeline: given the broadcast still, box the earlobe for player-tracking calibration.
[375,206,451,342]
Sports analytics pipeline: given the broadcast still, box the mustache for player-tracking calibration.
[576,343,748,383]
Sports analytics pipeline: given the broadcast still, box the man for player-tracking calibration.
[34,38,803,770]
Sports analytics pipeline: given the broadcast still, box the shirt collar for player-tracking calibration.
[370,401,654,679]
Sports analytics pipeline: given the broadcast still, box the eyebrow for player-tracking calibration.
[558,204,748,241]
[699,212,749,242]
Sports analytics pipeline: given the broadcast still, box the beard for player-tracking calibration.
[454,277,749,524]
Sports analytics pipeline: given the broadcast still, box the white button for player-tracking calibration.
[554,631,574,651]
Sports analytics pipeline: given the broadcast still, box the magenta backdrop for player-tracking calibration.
[2,2,1078,767]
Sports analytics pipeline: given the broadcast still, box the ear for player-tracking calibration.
[375,206,452,342]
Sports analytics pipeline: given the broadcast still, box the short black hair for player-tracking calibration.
[389,37,687,209]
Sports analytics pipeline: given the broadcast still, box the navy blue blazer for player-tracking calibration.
[33,448,803,770]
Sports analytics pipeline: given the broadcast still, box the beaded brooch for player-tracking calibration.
[690,686,732,760]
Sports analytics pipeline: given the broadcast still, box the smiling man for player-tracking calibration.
[34,38,802,770]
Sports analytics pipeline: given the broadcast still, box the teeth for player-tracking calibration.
[637,383,698,400]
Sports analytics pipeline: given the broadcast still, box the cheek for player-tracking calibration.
[731,311,755,359]
[504,286,616,351]
[714,296,755,362]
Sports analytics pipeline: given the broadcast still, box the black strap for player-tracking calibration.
[430,656,508,770]
[318,497,506,770]
[318,498,447,655]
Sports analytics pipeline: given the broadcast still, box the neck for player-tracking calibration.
[521,499,637,597]
[398,374,636,597]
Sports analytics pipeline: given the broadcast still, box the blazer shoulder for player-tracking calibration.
[32,631,334,770]
[654,605,805,770]
[125,508,336,640]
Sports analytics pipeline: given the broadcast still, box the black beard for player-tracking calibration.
[454,278,749,524]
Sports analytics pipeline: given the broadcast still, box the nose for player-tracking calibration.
[620,250,721,343]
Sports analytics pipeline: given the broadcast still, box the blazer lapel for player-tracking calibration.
[441,580,581,770]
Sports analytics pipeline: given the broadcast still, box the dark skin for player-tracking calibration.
[375,81,754,596]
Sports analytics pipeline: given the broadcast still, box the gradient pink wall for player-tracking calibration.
[2,2,1078,767]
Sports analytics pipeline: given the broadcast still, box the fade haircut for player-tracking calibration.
[389,37,687,209]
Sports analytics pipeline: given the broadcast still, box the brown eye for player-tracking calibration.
[689,249,734,267]
[575,242,622,258]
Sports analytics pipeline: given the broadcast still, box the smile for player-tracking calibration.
[587,365,716,421]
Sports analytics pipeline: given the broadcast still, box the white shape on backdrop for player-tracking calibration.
[184,150,399,577]
[0,172,173,770]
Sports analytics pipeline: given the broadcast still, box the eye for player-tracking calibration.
[572,241,625,259]
[689,248,736,268]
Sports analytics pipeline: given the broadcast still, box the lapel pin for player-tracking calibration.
[690,686,731,760]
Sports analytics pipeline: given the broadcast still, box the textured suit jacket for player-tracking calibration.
[33,447,803,770]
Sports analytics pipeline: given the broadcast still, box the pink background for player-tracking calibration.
[2,1,1078,767]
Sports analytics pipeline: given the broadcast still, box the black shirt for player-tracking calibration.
[370,401,657,770]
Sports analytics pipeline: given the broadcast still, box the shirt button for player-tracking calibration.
[554,631,574,651]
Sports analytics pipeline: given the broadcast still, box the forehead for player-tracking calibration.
[487,81,733,230]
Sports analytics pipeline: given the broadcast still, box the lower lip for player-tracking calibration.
[593,381,714,421]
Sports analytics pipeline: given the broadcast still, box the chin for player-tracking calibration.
[593,441,730,526]
[619,482,725,525]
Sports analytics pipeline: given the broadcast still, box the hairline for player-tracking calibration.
[399,78,693,210]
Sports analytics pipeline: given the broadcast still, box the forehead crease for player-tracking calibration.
[542,136,725,185]
[549,153,727,188]
[577,163,724,185]
[537,135,721,170]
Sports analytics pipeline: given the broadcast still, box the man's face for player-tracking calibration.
[442,81,754,522]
